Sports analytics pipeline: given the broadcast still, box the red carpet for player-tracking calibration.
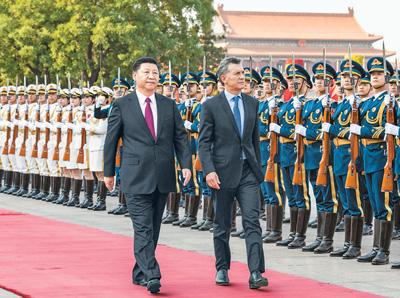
[0,209,381,298]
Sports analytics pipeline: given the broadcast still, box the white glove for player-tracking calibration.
[55,122,63,129]
[269,123,281,134]
[348,95,360,108]
[321,122,331,133]
[350,124,361,136]
[36,122,43,130]
[66,123,75,130]
[293,97,302,110]
[268,99,276,110]
[321,95,330,108]
[384,95,394,106]
[61,125,67,133]
[184,120,193,130]
[96,96,106,106]
[295,124,307,137]
[385,123,400,136]
[13,120,20,127]
[73,125,81,134]
[185,99,193,108]
[28,123,35,131]
[6,121,13,128]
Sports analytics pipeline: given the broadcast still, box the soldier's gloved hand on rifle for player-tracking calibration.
[184,120,193,130]
[321,122,331,133]
[321,95,330,108]
[295,124,307,137]
[184,99,193,108]
[293,97,302,110]
[28,122,35,131]
[268,98,276,110]
[6,121,13,129]
[350,124,361,136]
[19,120,29,129]
[384,95,394,106]
[61,123,68,133]
[269,123,281,134]
[95,95,106,108]
[348,95,360,108]
[385,123,400,136]
[55,122,63,130]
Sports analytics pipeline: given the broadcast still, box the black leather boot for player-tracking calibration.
[288,208,310,249]
[46,177,61,202]
[113,191,128,215]
[362,199,373,235]
[0,171,12,193]
[66,179,82,207]
[55,177,71,204]
[162,193,171,221]
[358,219,381,262]
[6,172,20,194]
[314,212,337,254]
[92,181,107,211]
[191,195,208,229]
[180,195,200,227]
[277,206,298,246]
[163,193,180,223]
[372,220,393,265]
[24,174,40,198]
[263,205,283,243]
[330,215,351,257]
[173,193,189,226]
[392,201,400,240]
[199,195,214,231]
[343,216,363,259]
[303,211,324,252]
[44,177,55,201]
[16,173,30,197]
[262,204,272,239]
[81,179,94,208]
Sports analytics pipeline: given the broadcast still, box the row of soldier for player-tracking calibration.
[157,56,400,270]
[1,54,400,270]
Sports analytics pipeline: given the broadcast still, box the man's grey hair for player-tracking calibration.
[216,57,242,78]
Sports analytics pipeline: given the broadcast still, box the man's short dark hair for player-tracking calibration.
[132,57,159,72]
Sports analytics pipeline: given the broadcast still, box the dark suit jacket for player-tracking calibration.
[104,92,191,194]
[198,92,263,189]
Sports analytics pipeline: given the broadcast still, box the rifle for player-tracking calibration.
[77,80,86,164]
[345,44,359,189]
[115,67,122,166]
[52,76,62,161]
[31,76,40,158]
[316,48,330,186]
[9,103,19,155]
[2,79,11,155]
[265,55,278,182]
[19,76,29,157]
[292,54,304,185]
[63,73,73,162]
[381,42,394,192]
[41,75,50,159]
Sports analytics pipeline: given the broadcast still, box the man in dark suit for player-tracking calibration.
[198,57,268,289]
[103,57,192,294]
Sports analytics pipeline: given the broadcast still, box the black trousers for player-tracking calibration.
[213,160,265,273]
[125,189,168,283]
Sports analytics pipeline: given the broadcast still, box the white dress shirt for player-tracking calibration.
[136,90,158,137]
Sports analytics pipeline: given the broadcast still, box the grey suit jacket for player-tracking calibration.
[198,92,263,189]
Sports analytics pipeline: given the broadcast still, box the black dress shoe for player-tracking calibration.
[249,271,268,289]
[147,279,161,294]
[392,262,400,269]
[133,278,148,287]
[215,269,229,286]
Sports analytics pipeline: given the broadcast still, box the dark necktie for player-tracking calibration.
[232,96,242,137]
[145,98,156,141]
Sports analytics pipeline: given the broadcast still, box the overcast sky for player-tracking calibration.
[215,0,399,62]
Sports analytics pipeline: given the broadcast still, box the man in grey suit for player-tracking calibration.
[104,57,192,294]
[198,57,268,289]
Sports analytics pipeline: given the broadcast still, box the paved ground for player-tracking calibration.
[1,193,399,297]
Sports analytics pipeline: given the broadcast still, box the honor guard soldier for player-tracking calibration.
[106,78,130,215]
[88,87,113,211]
[22,84,40,198]
[53,89,72,204]
[190,70,217,231]
[298,61,339,254]
[328,60,365,259]
[64,88,84,206]
[32,84,51,200]
[173,71,200,228]
[160,72,184,224]
[353,56,394,265]
[269,63,312,248]
[0,85,14,193]
[259,65,286,243]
